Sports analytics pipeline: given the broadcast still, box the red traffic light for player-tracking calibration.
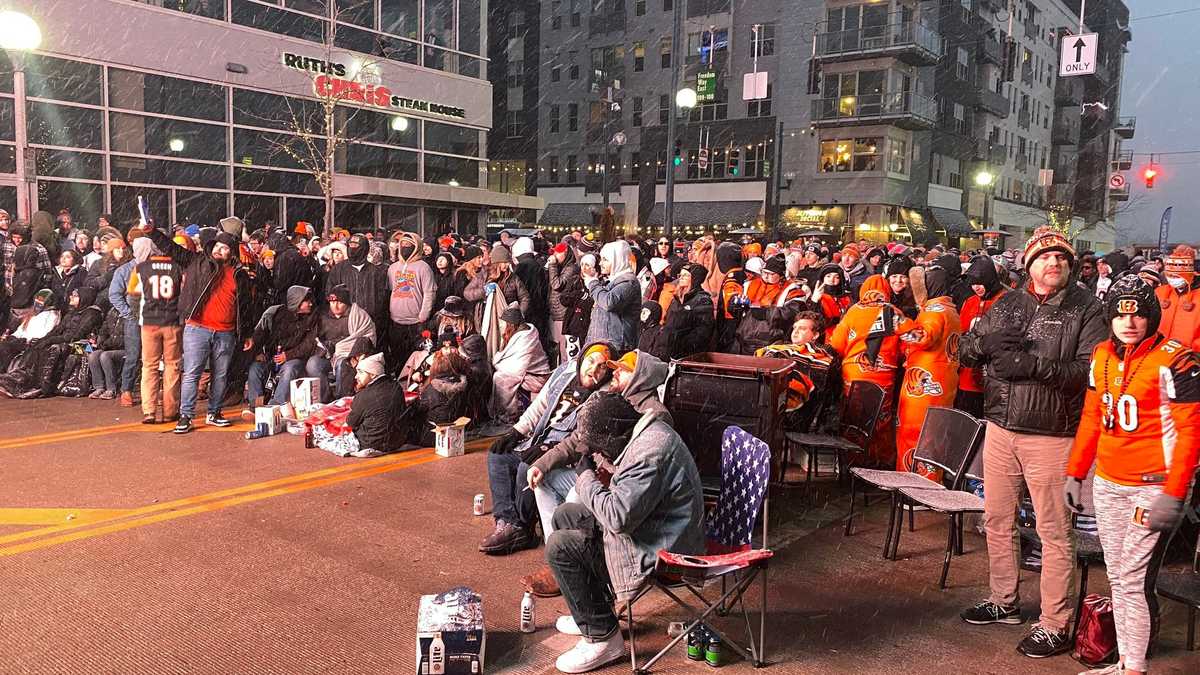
[1142,165,1158,188]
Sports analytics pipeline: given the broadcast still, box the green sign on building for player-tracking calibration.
[697,71,716,102]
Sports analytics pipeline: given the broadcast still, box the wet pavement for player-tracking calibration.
[0,397,1195,674]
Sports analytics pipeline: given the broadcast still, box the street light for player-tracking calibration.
[676,87,697,109]
[0,10,41,222]
[391,115,410,132]
[974,169,996,230]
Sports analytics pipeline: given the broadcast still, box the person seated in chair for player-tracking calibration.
[491,304,551,423]
[757,311,839,432]
[545,393,704,673]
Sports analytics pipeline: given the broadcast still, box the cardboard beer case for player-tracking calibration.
[289,377,321,417]
[432,417,471,458]
[254,405,284,436]
[416,588,485,675]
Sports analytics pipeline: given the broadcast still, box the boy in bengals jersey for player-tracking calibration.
[1066,275,1200,675]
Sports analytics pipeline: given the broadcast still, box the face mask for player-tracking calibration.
[1168,275,1188,291]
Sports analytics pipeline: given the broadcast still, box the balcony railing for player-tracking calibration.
[1114,116,1136,139]
[1055,77,1082,105]
[979,37,1003,65]
[976,141,1007,165]
[1111,149,1133,171]
[811,91,936,129]
[814,21,942,65]
[973,88,1010,118]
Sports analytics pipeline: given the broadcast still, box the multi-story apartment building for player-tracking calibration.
[487,0,542,214]
[0,0,540,235]
[513,0,1130,248]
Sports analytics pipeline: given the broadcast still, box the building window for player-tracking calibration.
[659,94,669,124]
[635,0,645,16]
[751,24,775,57]
[548,156,559,183]
[633,42,645,72]
[690,84,728,122]
[747,83,772,118]
[570,0,581,27]
[663,0,672,10]
[889,138,908,174]
[507,60,524,88]
[550,104,561,133]
[508,10,525,32]
[632,97,643,127]
[567,155,578,183]
[507,112,523,137]
[569,51,579,80]
[551,65,561,82]
[568,103,579,131]
[956,47,970,81]
[819,137,882,173]
[660,38,672,69]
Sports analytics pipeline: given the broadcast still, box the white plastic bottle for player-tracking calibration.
[429,633,445,675]
[520,592,536,633]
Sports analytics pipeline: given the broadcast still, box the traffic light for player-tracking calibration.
[1143,165,1158,188]
[727,147,741,176]
[673,140,683,167]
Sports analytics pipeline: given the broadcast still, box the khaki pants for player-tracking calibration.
[141,324,183,418]
[551,319,569,366]
[982,422,1077,632]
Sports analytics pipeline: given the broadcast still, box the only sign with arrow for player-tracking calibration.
[1059,33,1098,77]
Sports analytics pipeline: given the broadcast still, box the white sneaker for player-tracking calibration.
[556,615,583,636]
[555,634,626,673]
[1078,664,1122,675]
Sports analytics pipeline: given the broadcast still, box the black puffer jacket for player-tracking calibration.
[144,227,256,340]
[96,307,125,351]
[41,287,103,346]
[664,286,715,359]
[548,248,582,321]
[959,282,1106,436]
[347,375,411,452]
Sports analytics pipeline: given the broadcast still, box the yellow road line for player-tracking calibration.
[0,451,445,558]
[0,508,135,526]
[0,422,147,449]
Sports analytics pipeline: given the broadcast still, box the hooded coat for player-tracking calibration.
[459,333,492,425]
[252,285,320,362]
[51,263,87,311]
[662,265,715,359]
[429,252,459,321]
[386,232,436,325]
[958,257,1008,395]
[491,322,552,418]
[325,236,389,328]
[636,301,668,361]
[30,211,58,259]
[272,239,317,298]
[585,240,641,351]
[548,246,582,321]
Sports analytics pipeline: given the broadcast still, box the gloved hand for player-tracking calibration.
[484,282,498,296]
[981,329,1025,354]
[1145,493,1185,532]
[990,351,1038,381]
[488,430,523,455]
[1064,477,1086,514]
[576,452,597,475]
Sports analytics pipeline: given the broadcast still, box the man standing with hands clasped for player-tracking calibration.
[1065,275,1200,675]
[958,226,1107,658]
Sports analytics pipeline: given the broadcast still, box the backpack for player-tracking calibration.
[1072,594,1118,667]
[10,265,42,309]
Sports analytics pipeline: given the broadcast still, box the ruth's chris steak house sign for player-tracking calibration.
[281,52,467,120]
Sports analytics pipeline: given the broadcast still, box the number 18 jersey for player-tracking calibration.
[135,255,184,326]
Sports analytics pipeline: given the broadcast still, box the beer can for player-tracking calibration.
[705,634,722,667]
[473,494,486,516]
[519,592,536,633]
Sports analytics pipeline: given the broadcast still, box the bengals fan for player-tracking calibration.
[1066,275,1200,675]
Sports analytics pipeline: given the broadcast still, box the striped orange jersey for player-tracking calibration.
[1068,335,1200,500]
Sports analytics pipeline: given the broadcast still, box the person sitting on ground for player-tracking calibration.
[413,348,471,446]
[491,304,551,423]
[88,303,127,399]
[479,342,614,556]
[0,287,103,398]
[245,285,321,407]
[312,284,375,403]
[346,353,412,456]
[459,333,492,427]
[0,288,60,371]
[50,250,86,311]
[545,391,704,673]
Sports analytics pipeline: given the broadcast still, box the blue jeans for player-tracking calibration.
[486,450,538,528]
[547,503,618,641]
[534,467,579,541]
[88,349,124,392]
[180,325,235,419]
[120,318,142,393]
[307,355,333,402]
[247,356,328,406]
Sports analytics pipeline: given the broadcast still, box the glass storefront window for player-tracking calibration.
[424,122,479,157]
[286,196,328,231]
[381,0,419,39]
[456,208,480,236]
[376,34,420,65]
[382,203,420,231]
[424,206,454,236]
[110,112,228,161]
[335,200,376,231]
[234,167,321,195]
[335,0,375,27]
[176,190,230,227]
[129,0,226,20]
[235,193,282,228]
[340,144,418,181]
[110,156,228,189]
[37,180,103,225]
[0,145,15,174]
[112,185,170,227]
[0,186,15,217]
[0,52,12,94]
[27,102,104,149]
[234,128,325,171]
[232,0,327,45]
[424,0,456,50]
[109,69,226,122]
[0,99,13,142]
[424,155,480,187]
[819,137,881,173]
[338,107,418,147]
[287,0,330,15]
[24,55,103,105]
[35,149,105,180]
[459,0,482,56]
[233,89,323,131]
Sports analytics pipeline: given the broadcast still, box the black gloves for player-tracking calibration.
[981,329,1025,355]
[990,351,1038,381]
[488,430,524,455]
[1064,477,1085,514]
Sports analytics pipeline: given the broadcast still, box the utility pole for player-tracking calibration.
[768,121,784,242]
[663,0,683,239]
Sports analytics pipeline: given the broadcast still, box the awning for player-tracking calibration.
[537,203,624,227]
[929,207,977,238]
[645,201,762,227]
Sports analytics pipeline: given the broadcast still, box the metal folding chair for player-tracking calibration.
[1157,528,1200,650]
[626,426,773,673]
[782,380,886,491]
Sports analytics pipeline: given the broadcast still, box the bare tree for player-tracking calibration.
[1000,182,1145,247]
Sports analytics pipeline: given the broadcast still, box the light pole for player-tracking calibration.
[663,0,685,239]
[664,86,695,238]
[0,10,42,222]
[974,169,995,231]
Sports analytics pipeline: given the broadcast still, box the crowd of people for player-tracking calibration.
[1,204,1198,674]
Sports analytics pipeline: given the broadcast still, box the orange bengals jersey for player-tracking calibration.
[1068,335,1200,500]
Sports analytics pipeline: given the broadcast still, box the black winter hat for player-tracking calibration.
[716,241,742,274]
[1106,275,1161,337]
[461,245,483,263]
[327,284,351,305]
[640,300,663,325]
[500,303,524,325]
[763,254,787,277]
[682,263,708,288]
[883,255,913,278]
[576,392,642,460]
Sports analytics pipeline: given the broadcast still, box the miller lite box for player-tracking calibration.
[416,587,485,675]
[289,377,321,417]
[432,417,471,458]
[254,405,284,436]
